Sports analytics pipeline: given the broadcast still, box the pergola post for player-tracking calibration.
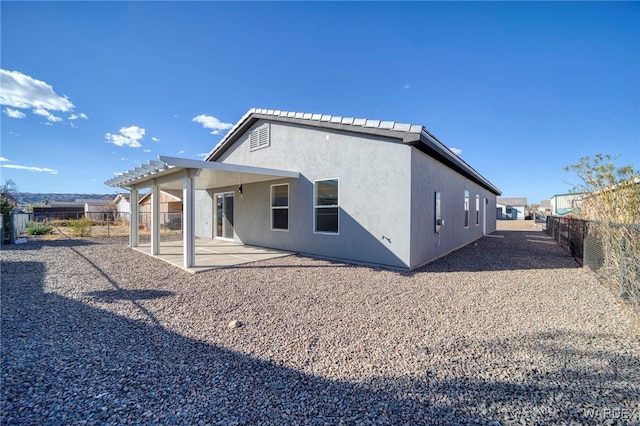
[151,182,160,255]
[183,170,196,268]
[129,188,139,247]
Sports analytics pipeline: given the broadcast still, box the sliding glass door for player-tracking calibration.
[215,192,234,239]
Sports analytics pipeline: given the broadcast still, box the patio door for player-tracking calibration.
[215,192,234,240]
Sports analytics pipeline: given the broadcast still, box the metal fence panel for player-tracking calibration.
[583,227,604,272]
[10,212,32,243]
[546,216,639,313]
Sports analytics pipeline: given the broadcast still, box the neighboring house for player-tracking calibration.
[550,193,583,216]
[79,199,114,220]
[496,197,527,220]
[113,193,131,220]
[138,189,183,229]
[539,200,551,214]
[107,108,501,270]
[33,202,85,221]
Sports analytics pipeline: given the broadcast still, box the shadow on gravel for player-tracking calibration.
[2,259,639,425]
[414,230,581,274]
[85,289,174,302]
[0,238,97,251]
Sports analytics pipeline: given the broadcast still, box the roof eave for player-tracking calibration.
[409,131,502,195]
[205,110,423,162]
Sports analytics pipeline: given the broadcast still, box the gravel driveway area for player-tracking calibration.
[2,227,639,425]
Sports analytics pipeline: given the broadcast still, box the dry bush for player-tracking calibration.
[565,154,639,313]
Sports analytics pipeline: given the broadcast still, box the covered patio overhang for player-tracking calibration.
[106,156,300,272]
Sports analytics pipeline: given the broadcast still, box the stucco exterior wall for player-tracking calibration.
[409,149,497,268]
[195,189,214,239]
[214,120,413,268]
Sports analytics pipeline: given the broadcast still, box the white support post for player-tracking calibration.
[130,188,139,247]
[183,171,196,268]
[151,182,160,255]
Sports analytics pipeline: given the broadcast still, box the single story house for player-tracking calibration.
[539,200,551,214]
[496,197,527,220]
[106,108,501,270]
[80,199,114,221]
[138,189,183,229]
[33,202,85,221]
[113,193,131,220]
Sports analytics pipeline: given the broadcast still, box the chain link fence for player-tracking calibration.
[2,211,183,242]
[546,216,640,314]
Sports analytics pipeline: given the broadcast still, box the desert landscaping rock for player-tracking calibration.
[228,320,242,329]
[1,223,639,425]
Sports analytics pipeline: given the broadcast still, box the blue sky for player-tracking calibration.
[1,1,638,204]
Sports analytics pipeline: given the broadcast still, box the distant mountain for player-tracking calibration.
[15,193,115,205]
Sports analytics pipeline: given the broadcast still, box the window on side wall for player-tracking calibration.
[476,194,480,225]
[464,190,470,228]
[314,179,339,234]
[271,184,289,231]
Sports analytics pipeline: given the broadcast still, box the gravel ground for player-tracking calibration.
[2,228,639,425]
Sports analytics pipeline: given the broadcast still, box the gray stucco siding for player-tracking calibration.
[409,149,497,268]
[195,189,213,239]
[215,120,414,268]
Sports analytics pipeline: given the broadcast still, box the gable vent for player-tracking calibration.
[250,124,270,151]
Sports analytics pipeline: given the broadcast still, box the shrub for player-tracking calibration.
[25,221,54,236]
[68,217,92,237]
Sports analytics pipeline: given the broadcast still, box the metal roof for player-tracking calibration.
[497,197,528,206]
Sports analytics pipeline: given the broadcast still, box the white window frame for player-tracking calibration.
[313,178,339,235]
[249,123,270,151]
[270,183,289,232]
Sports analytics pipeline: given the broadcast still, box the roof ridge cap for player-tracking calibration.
[250,108,422,133]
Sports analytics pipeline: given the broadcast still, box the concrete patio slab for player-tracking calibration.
[134,238,293,273]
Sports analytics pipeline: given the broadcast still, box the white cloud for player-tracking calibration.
[450,147,463,156]
[0,157,9,162]
[120,125,145,140]
[3,107,26,119]
[105,125,145,148]
[143,149,151,153]
[69,113,88,120]
[192,114,233,135]
[151,137,160,142]
[0,69,74,112]
[196,153,209,158]
[33,107,63,122]
[178,150,185,154]
[2,163,59,174]
[404,84,411,89]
